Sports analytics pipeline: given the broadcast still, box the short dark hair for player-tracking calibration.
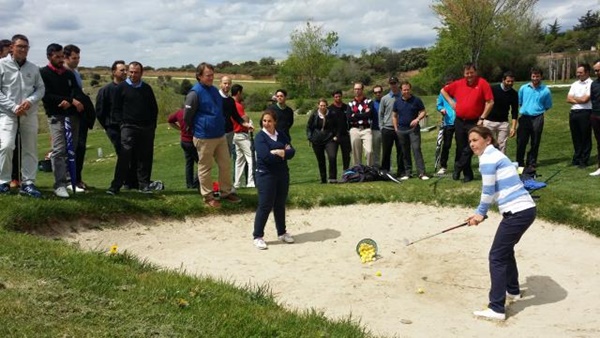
[463,62,477,71]
[502,71,515,80]
[373,85,383,92]
[332,89,342,96]
[530,67,543,76]
[275,89,287,97]
[46,43,62,57]
[577,63,591,73]
[129,61,144,73]
[231,83,243,96]
[399,80,411,88]
[11,34,28,44]
[111,60,126,71]
[63,44,80,57]
[195,62,214,80]
[0,39,11,48]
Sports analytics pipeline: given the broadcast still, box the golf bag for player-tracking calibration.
[341,164,382,183]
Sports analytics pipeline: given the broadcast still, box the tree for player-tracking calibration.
[431,0,538,67]
[547,19,561,37]
[277,21,339,97]
[259,57,276,66]
[573,10,600,31]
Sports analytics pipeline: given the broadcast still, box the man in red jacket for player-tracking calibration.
[441,62,494,182]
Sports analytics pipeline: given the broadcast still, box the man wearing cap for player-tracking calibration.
[441,62,494,182]
[347,82,373,166]
[379,77,405,177]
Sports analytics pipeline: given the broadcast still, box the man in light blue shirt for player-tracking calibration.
[516,67,552,168]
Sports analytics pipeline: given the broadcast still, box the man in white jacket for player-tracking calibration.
[0,34,45,197]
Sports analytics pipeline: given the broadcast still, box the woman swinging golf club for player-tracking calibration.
[466,126,536,321]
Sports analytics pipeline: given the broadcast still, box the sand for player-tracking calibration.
[65,203,600,337]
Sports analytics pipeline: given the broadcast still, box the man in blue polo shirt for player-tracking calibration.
[393,81,429,180]
[516,67,552,169]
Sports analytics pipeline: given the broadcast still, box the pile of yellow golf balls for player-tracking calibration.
[358,242,377,263]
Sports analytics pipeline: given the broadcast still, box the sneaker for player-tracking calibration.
[149,180,165,190]
[54,186,69,198]
[0,183,9,194]
[590,168,600,177]
[437,168,447,175]
[246,182,255,188]
[419,174,430,181]
[506,292,521,303]
[67,184,85,193]
[19,184,42,198]
[473,308,506,321]
[400,175,410,181]
[253,237,268,250]
[77,181,89,190]
[224,193,241,203]
[278,233,295,243]
[205,199,221,208]
[138,186,153,194]
[106,187,119,195]
[328,179,338,184]
[10,179,20,189]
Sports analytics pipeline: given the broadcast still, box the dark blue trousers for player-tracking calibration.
[253,170,289,239]
[488,206,536,313]
[180,141,199,189]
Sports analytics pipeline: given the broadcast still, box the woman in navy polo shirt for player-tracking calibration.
[252,109,296,250]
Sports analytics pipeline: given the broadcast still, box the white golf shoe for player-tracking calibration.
[589,168,600,176]
[473,308,506,321]
[54,187,70,198]
[253,237,268,250]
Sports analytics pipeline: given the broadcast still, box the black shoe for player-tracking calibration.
[463,176,473,183]
[452,171,460,181]
[106,187,119,195]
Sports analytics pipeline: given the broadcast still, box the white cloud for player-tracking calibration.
[2,0,595,68]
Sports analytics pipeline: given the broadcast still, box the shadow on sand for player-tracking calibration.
[510,275,567,316]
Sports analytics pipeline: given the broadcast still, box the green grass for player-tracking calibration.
[1,85,598,337]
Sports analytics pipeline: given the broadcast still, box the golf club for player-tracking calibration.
[403,215,488,246]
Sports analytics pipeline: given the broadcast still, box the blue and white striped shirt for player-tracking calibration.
[475,145,535,216]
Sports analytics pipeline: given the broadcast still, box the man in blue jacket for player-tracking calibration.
[184,63,242,208]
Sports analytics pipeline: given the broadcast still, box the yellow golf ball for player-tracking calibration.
[417,288,425,294]
[376,271,382,277]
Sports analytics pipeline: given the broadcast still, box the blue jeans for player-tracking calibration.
[253,170,289,239]
[488,207,536,313]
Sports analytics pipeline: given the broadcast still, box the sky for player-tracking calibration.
[2,0,598,68]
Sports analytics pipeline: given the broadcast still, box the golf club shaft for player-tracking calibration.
[406,223,467,246]
[406,215,488,246]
